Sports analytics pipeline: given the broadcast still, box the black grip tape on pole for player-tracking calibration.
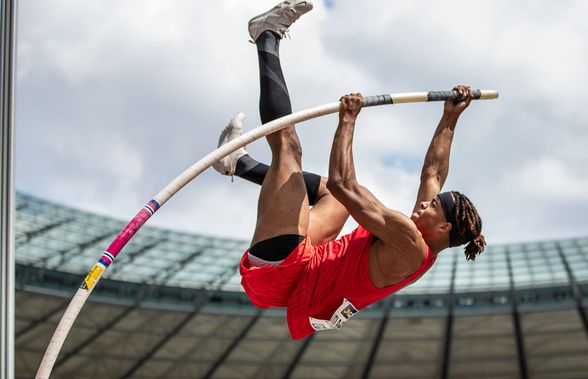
[362,94,392,107]
[427,89,483,102]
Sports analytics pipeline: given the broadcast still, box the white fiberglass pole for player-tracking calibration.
[36,89,498,378]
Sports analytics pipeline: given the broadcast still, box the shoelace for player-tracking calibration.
[284,8,298,22]
[272,8,299,40]
[248,5,304,42]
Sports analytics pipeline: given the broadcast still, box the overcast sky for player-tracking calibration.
[15,0,588,245]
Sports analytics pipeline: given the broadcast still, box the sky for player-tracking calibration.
[15,0,588,245]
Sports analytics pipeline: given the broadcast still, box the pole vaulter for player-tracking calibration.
[36,88,497,379]
[36,1,498,377]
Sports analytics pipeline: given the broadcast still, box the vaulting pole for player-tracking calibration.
[36,89,498,378]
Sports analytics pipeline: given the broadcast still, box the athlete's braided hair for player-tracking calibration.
[451,191,486,261]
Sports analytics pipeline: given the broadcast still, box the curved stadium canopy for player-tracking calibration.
[15,192,588,295]
[14,192,588,379]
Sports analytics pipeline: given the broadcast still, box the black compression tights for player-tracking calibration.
[235,31,321,205]
[256,31,292,124]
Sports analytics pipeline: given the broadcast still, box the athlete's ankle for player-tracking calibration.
[256,31,281,52]
[235,155,260,177]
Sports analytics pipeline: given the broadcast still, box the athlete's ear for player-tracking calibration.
[438,222,452,234]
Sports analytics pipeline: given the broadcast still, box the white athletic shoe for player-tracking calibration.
[248,0,313,42]
[212,113,248,178]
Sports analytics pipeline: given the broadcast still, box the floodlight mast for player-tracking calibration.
[1,1,17,379]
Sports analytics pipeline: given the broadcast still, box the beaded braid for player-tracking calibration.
[451,191,486,261]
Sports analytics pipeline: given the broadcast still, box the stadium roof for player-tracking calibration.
[15,192,588,295]
[14,192,588,379]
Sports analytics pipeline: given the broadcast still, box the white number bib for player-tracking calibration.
[309,298,359,331]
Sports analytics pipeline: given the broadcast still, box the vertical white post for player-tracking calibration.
[1,0,17,379]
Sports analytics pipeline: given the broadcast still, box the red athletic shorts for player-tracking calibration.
[239,237,313,308]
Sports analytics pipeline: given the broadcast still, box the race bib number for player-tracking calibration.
[309,298,359,331]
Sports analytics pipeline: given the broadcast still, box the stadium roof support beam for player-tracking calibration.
[18,218,74,245]
[119,291,207,379]
[201,311,262,379]
[506,248,529,379]
[15,298,70,339]
[440,253,457,379]
[39,229,117,268]
[54,305,137,370]
[282,333,315,379]
[157,245,210,286]
[211,263,241,290]
[360,300,390,379]
[557,244,588,337]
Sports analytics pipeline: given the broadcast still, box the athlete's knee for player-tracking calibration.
[270,132,303,160]
[285,139,303,159]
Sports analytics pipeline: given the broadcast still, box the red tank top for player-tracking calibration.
[286,226,436,339]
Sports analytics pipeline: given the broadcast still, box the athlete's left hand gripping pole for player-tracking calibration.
[36,89,498,378]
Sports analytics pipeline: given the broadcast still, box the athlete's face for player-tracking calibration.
[411,195,447,235]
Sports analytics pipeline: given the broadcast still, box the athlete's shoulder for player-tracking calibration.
[388,210,422,244]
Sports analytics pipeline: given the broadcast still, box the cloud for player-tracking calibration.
[515,157,588,200]
[14,0,588,244]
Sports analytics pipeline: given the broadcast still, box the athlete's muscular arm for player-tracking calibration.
[327,94,416,244]
[412,85,473,213]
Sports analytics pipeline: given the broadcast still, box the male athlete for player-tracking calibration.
[213,0,486,339]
